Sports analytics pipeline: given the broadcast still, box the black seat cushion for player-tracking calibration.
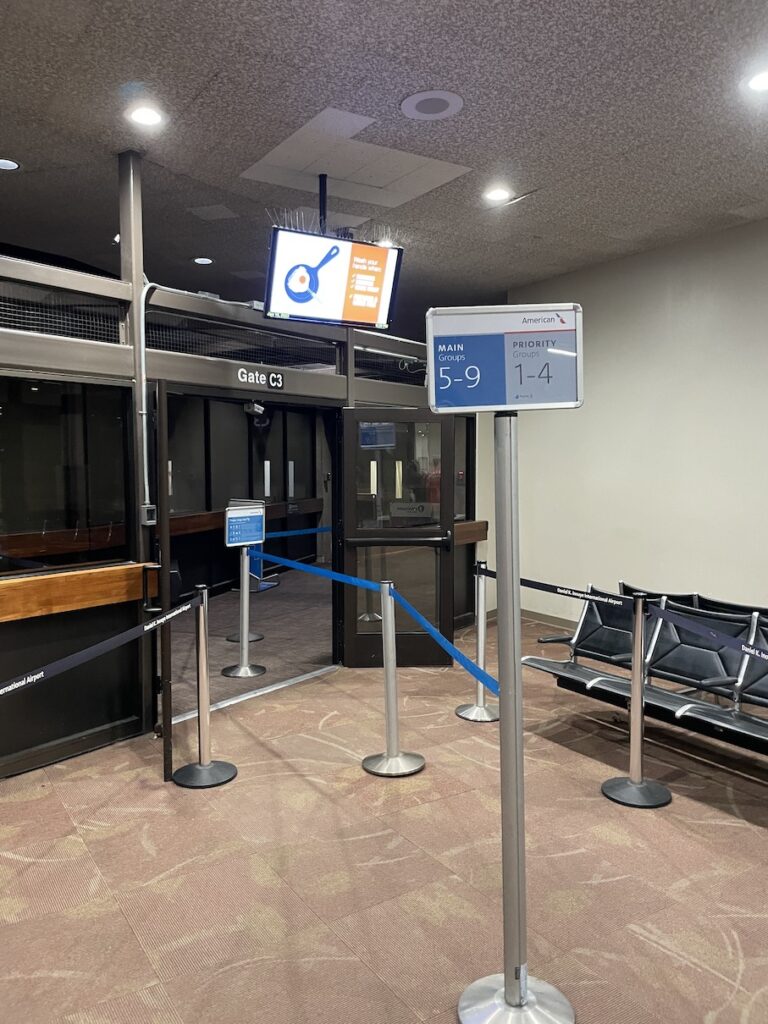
[574,588,634,664]
[649,605,751,690]
[698,595,768,617]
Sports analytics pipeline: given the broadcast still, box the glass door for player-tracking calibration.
[342,408,454,667]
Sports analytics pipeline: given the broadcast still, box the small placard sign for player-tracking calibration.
[225,500,266,548]
[426,304,583,414]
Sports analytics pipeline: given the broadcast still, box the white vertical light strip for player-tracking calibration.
[167,459,173,496]
[370,460,377,495]
[395,460,403,499]
[288,460,295,499]
[264,460,271,498]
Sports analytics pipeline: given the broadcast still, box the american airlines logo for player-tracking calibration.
[521,313,567,325]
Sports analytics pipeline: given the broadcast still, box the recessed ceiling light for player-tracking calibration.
[400,90,463,121]
[127,105,164,126]
[113,233,120,244]
[30,386,39,392]
[192,256,214,265]
[748,70,768,91]
[485,187,512,202]
[0,158,20,171]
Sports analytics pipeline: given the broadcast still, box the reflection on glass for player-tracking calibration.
[168,396,206,514]
[285,410,314,500]
[454,416,468,521]
[356,546,438,634]
[252,409,284,503]
[0,378,130,574]
[210,400,249,509]
[356,422,441,529]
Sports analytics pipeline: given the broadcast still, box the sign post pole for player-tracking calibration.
[425,303,581,1024]
[457,414,574,1023]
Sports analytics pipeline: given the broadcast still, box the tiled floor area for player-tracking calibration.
[2,618,768,1023]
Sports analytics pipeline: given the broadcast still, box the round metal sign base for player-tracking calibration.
[601,776,672,808]
[361,752,426,777]
[458,974,575,1023]
[172,761,237,789]
[456,702,500,723]
[222,663,267,679]
[226,632,264,643]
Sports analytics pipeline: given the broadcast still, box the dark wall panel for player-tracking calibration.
[0,602,145,777]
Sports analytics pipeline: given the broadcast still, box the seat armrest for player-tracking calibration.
[537,634,573,645]
[606,653,632,665]
[697,676,738,692]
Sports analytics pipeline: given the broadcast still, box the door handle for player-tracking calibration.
[347,534,452,548]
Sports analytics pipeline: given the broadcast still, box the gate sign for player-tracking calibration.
[426,304,583,414]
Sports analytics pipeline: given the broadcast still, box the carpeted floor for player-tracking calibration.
[170,571,333,715]
[1,618,767,1024]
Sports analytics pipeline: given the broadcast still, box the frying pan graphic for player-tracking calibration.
[284,245,340,303]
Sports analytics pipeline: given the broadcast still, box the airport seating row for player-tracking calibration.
[522,583,768,755]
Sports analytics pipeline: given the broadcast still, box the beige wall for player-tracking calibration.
[475,217,768,621]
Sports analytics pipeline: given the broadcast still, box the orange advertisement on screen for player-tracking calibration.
[342,243,386,324]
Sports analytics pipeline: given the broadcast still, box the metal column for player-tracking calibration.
[173,586,237,789]
[156,380,173,781]
[458,413,574,1024]
[118,150,154,558]
[222,547,266,678]
[601,594,672,808]
[456,560,499,722]
[362,582,425,778]
[345,327,355,407]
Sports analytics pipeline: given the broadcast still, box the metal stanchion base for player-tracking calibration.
[601,776,672,808]
[358,611,383,623]
[456,702,500,723]
[172,761,237,789]
[225,632,264,643]
[458,974,575,1024]
[222,663,267,678]
[362,752,426,777]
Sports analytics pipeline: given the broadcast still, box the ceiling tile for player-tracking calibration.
[188,204,239,221]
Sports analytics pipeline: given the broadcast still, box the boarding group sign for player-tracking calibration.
[426,304,583,414]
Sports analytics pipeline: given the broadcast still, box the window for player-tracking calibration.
[454,416,475,522]
[209,400,249,508]
[251,408,284,503]
[0,378,131,575]
[285,410,315,501]
[168,395,206,514]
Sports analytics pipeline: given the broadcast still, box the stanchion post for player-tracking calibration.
[362,581,425,778]
[226,547,263,642]
[223,546,266,678]
[459,413,574,1024]
[173,586,237,789]
[601,594,672,808]
[456,560,499,723]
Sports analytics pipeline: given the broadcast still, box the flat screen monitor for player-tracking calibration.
[358,422,396,449]
[264,227,403,329]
